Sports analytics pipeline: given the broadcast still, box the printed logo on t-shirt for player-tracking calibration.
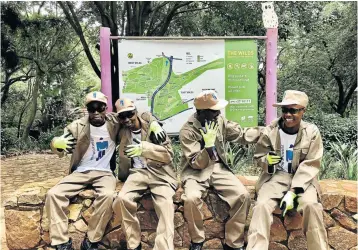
[96,137,109,161]
[286,144,294,162]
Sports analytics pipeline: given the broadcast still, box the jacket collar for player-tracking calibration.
[269,117,309,148]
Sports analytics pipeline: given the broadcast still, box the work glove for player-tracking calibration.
[199,121,219,148]
[52,132,76,153]
[124,138,143,158]
[149,121,166,144]
[280,191,297,217]
[266,152,282,174]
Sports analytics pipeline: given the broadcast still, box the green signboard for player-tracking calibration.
[225,40,258,127]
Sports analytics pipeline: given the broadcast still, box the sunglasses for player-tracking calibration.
[281,107,305,114]
[118,110,136,120]
[86,104,106,113]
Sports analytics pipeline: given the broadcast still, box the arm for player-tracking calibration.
[225,119,263,144]
[253,132,274,173]
[179,129,210,170]
[141,135,174,164]
[290,128,323,194]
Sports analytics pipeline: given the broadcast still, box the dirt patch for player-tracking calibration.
[1,154,71,250]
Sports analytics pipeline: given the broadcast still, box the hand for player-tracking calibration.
[149,121,166,144]
[52,132,76,153]
[200,121,219,148]
[280,191,297,217]
[105,113,119,123]
[266,152,282,165]
[124,143,143,158]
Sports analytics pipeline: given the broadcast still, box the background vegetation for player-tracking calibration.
[1,1,356,180]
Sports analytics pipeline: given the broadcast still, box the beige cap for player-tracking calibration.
[115,98,136,113]
[85,91,108,105]
[273,90,309,108]
[194,90,228,110]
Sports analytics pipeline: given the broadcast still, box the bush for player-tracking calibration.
[304,112,357,150]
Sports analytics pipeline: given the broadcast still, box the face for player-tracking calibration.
[118,109,138,130]
[196,109,221,126]
[87,101,107,126]
[281,104,305,129]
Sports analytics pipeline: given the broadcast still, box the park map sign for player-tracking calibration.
[118,39,258,134]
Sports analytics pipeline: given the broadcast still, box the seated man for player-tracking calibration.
[112,98,178,250]
[179,90,263,250]
[247,90,329,250]
[45,91,119,250]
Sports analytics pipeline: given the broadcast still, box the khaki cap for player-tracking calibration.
[85,91,108,105]
[273,90,308,108]
[115,98,136,113]
[194,90,228,110]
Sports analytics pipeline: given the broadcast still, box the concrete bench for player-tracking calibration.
[3,176,357,250]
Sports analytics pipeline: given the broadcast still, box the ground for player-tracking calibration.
[1,154,70,250]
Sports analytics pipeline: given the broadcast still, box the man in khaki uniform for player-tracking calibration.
[112,98,178,250]
[180,90,263,250]
[247,90,329,250]
[45,91,119,250]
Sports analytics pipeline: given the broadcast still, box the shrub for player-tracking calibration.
[304,112,357,150]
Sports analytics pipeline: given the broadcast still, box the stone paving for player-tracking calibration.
[1,154,70,250]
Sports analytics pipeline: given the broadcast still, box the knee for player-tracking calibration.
[182,192,201,206]
[301,200,322,213]
[46,186,62,200]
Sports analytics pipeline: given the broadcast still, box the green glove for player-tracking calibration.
[280,191,297,217]
[266,152,282,165]
[149,121,166,144]
[52,132,76,153]
[200,121,219,148]
[124,143,143,158]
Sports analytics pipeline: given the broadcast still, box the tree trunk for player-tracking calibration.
[22,76,40,141]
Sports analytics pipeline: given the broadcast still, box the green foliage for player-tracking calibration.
[304,111,357,149]
[320,141,357,180]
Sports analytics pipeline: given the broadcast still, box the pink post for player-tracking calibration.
[265,28,278,125]
[100,27,112,111]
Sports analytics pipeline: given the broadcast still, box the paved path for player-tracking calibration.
[1,154,70,250]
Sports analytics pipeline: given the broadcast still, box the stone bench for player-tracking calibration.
[3,176,357,250]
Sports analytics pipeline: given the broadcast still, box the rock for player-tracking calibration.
[174,229,183,247]
[203,238,223,249]
[331,208,357,231]
[207,193,229,222]
[246,186,256,200]
[4,196,17,208]
[68,230,85,250]
[321,194,344,210]
[177,205,184,213]
[270,216,287,242]
[73,219,88,233]
[174,188,184,203]
[349,247,358,250]
[141,231,149,243]
[203,219,225,239]
[148,232,157,245]
[138,211,158,230]
[17,187,46,205]
[174,212,185,228]
[68,204,83,221]
[106,212,121,231]
[5,209,41,249]
[328,226,357,250]
[140,194,155,210]
[287,230,307,250]
[41,231,51,245]
[269,242,288,250]
[68,224,77,233]
[82,206,94,223]
[78,189,96,198]
[201,202,213,220]
[284,211,302,230]
[83,199,92,207]
[345,195,357,213]
[41,209,50,231]
[353,214,358,221]
[323,211,336,228]
[101,227,126,248]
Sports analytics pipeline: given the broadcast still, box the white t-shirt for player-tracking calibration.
[279,129,297,173]
[131,129,147,169]
[75,123,115,173]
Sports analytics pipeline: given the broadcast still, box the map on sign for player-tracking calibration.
[118,40,226,134]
